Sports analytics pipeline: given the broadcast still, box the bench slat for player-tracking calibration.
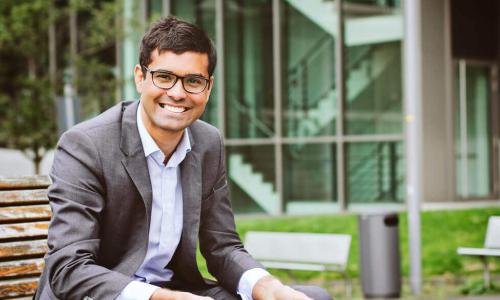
[0,259,44,279]
[0,176,50,190]
[260,261,343,271]
[457,247,500,256]
[0,190,48,206]
[0,240,48,260]
[0,206,51,223]
[245,231,351,266]
[0,222,48,242]
[0,277,38,299]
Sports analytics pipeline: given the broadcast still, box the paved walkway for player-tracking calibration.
[0,148,53,176]
[451,297,500,300]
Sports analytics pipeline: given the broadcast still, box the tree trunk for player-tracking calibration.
[33,153,42,175]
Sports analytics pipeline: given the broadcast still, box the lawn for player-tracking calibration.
[197,207,500,282]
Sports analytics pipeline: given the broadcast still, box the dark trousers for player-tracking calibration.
[161,279,333,300]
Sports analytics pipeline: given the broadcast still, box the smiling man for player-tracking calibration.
[35,17,332,300]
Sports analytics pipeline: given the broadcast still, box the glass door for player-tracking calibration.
[455,60,495,198]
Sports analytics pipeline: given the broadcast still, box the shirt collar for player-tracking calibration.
[136,103,191,160]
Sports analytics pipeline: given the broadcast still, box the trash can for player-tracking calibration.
[359,212,401,298]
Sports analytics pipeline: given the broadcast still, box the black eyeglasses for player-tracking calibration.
[143,66,210,94]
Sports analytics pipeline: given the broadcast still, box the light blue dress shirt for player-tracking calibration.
[117,104,268,300]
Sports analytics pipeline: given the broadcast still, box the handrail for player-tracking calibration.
[348,141,403,201]
[287,38,378,113]
[288,33,333,76]
[229,98,274,137]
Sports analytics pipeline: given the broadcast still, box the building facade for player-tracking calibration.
[120,0,500,215]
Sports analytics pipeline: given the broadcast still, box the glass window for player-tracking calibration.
[171,0,218,127]
[148,0,163,20]
[283,143,338,214]
[282,1,336,137]
[455,63,493,198]
[345,0,400,8]
[346,141,404,203]
[224,0,274,139]
[227,145,276,214]
[343,3,403,135]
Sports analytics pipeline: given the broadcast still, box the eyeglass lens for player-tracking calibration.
[152,72,207,93]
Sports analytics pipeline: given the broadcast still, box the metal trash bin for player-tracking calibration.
[359,212,401,298]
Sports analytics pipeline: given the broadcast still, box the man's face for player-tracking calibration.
[134,50,213,137]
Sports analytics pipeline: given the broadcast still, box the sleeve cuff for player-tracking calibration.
[237,268,270,300]
[116,280,159,300]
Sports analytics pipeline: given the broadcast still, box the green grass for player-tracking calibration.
[197,207,500,281]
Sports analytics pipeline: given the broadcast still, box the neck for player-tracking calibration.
[151,128,184,161]
[139,105,184,160]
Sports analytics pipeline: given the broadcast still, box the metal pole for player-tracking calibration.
[403,0,422,294]
[459,60,468,197]
[335,0,346,210]
[69,2,78,95]
[215,0,225,135]
[273,0,284,215]
[163,0,171,16]
[123,0,138,100]
[115,0,123,103]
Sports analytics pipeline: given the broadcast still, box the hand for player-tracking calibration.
[252,275,313,300]
[150,288,214,300]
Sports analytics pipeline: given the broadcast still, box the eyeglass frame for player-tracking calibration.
[142,66,211,94]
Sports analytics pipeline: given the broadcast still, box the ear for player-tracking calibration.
[206,76,215,98]
[134,64,145,93]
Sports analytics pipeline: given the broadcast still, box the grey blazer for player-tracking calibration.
[35,101,262,300]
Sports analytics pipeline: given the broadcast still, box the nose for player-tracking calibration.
[166,79,187,101]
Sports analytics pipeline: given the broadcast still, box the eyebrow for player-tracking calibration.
[152,69,207,78]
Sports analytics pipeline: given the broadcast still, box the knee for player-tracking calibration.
[311,286,333,300]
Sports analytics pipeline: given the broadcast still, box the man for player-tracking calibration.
[35,17,332,300]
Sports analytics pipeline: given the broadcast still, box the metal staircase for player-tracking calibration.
[287,43,398,138]
[227,0,403,213]
[228,154,279,215]
[285,0,402,46]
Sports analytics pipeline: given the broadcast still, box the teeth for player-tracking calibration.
[159,103,186,113]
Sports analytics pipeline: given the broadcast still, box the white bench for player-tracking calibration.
[457,216,500,288]
[244,231,351,296]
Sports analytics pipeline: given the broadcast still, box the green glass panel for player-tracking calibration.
[283,2,336,137]
[148,0,163,20]
[345,0,400,8]
[227,145,275,214]
[343,0,403,135]
[346,141,404,203]
[455,63,492,198]
[283,143,337,214]
[171,0,218,128]
[224,0,274,139]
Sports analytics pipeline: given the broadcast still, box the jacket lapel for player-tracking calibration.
[119,101,153,223]
[180,132,202,248]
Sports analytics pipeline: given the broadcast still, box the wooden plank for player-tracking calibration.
[0,176,50,190]
[0,259,44,279]
[0,206,51,223]
[0,222,48,242]
[0,240,48,260]
[0,277,38,299]
[0,190,48,206]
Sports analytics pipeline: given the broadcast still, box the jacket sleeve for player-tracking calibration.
[198,131,264,293]
[44,128,132,299]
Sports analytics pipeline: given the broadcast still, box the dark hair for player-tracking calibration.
[139,16,217,76]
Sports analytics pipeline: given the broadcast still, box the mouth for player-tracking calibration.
[159,103,188,113]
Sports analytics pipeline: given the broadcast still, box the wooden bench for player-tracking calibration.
[457,216,500,289]
[244,231,351,297]
[0,176,51,299]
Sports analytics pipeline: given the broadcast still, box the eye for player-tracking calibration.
[154,72,175,82]
[185,77,204,86]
